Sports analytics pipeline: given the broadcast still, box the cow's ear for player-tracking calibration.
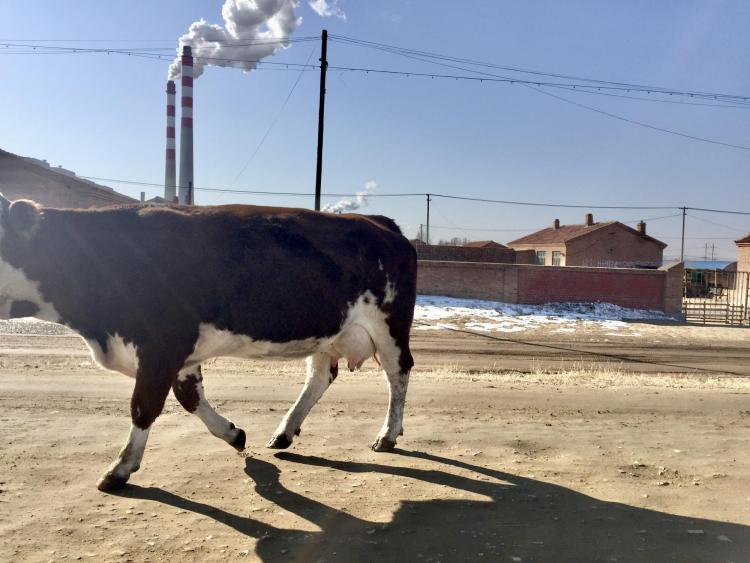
[7,199,42,239]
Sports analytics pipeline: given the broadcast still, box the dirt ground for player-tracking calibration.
[1,320,750,562]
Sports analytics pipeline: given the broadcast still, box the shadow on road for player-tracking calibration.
[114,450,750,561]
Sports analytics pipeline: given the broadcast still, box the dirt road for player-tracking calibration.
[1,320,750,562]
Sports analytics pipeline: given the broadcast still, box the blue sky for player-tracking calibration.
[1,1,749,260]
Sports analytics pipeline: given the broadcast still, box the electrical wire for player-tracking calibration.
[231,47,316,184]
[77,175,748,216]
[431,193,675,210]
[329,33,750,104]
[523,85,750,150]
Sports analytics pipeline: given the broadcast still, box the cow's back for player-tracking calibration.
[12,204,416,347]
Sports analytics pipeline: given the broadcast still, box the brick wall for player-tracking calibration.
[738,244,750,273]
[414,244,535,264]
[418,260,684,316]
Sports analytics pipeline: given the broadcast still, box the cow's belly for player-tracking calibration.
[185,323,332,366]
[85,335,139,378]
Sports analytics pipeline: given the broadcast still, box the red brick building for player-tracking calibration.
[736,234,750,272]
[507,213,666,268]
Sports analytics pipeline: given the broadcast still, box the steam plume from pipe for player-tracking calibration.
[168,0,301,80]
[323,181,377,214]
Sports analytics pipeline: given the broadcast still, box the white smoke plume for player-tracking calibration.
[323,180,377,213]
[168,0,302,80]
[309,0,346,20]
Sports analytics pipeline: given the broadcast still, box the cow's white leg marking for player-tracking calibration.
[97,425,150,491]
[267,353,335,449]
[173,365,245,450]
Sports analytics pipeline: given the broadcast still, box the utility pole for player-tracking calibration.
[426,194,432,245]
[314,29,328,211]
[680,207,686,263]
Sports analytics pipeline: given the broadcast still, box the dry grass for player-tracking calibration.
[417,360,750,390]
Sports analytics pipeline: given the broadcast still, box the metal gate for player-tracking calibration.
[683,269,750,324]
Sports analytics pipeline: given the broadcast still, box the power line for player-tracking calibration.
[78,175,425,197]
[686,213,750,229]
[5,40,750,104]
[523,85,750,150]
[77,175,750,216]
[329,33,750,104]
[5,41,750,150]
[431,193,675,210]
[231,47,316,184]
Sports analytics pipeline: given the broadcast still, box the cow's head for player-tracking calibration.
[0,192,46,320]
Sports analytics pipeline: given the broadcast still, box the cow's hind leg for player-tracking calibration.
[372,333,414,452]
[97,363,174,492]
[267,353,336,449]
[172,365,246,451]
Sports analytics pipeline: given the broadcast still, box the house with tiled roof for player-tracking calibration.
[507,213,666,268]
[736,234,750,272]
[462,240,507,249]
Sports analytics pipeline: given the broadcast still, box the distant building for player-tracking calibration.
[736,234,750,272]
[462,240,507,249]
[1,148,135,208]
[507,213,666,268]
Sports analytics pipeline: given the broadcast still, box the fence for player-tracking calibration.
[683,269,749,325]
[417,260,684,316]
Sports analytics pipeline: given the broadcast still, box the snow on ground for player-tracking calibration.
[414,295,669,335]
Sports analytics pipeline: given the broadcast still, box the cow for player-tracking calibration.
[0,194,416,491]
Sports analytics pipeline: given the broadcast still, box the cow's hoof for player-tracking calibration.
[267,434,292,449]
[371,437,397,452]
[97,473,129,492]
[231,428,247,451]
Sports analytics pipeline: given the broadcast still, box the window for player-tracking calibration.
[552,251,562,266]
[535,250,547,265]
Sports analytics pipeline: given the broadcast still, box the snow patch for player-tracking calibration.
[415,295,667,335]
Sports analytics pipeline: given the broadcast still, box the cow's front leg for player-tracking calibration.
[97,363,174,492]
[267,353,336,449]
[173,365,246,451]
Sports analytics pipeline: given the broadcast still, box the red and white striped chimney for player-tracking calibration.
[178,46,194,205]
[164,80,177,202]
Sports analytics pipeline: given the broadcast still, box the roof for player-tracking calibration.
[736,233,750,245]
[0,148,136,208]
[463,240,507,249]
[507,221,667,249]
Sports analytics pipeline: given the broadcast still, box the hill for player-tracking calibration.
[0,149,136,208]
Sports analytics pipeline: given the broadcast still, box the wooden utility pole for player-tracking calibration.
[314,29,328,211]
[680,207,686,262]
[426,194,432,245]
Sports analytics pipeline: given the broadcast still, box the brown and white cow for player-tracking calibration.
[0,194,416,491]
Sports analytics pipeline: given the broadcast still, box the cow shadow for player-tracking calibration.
[115,450,750,562]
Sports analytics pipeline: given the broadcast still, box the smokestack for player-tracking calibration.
[178,46,194,205]
[552,219,560,229]
[585,213,594,227]
[164,80,177,202]
[637,221,646,235]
